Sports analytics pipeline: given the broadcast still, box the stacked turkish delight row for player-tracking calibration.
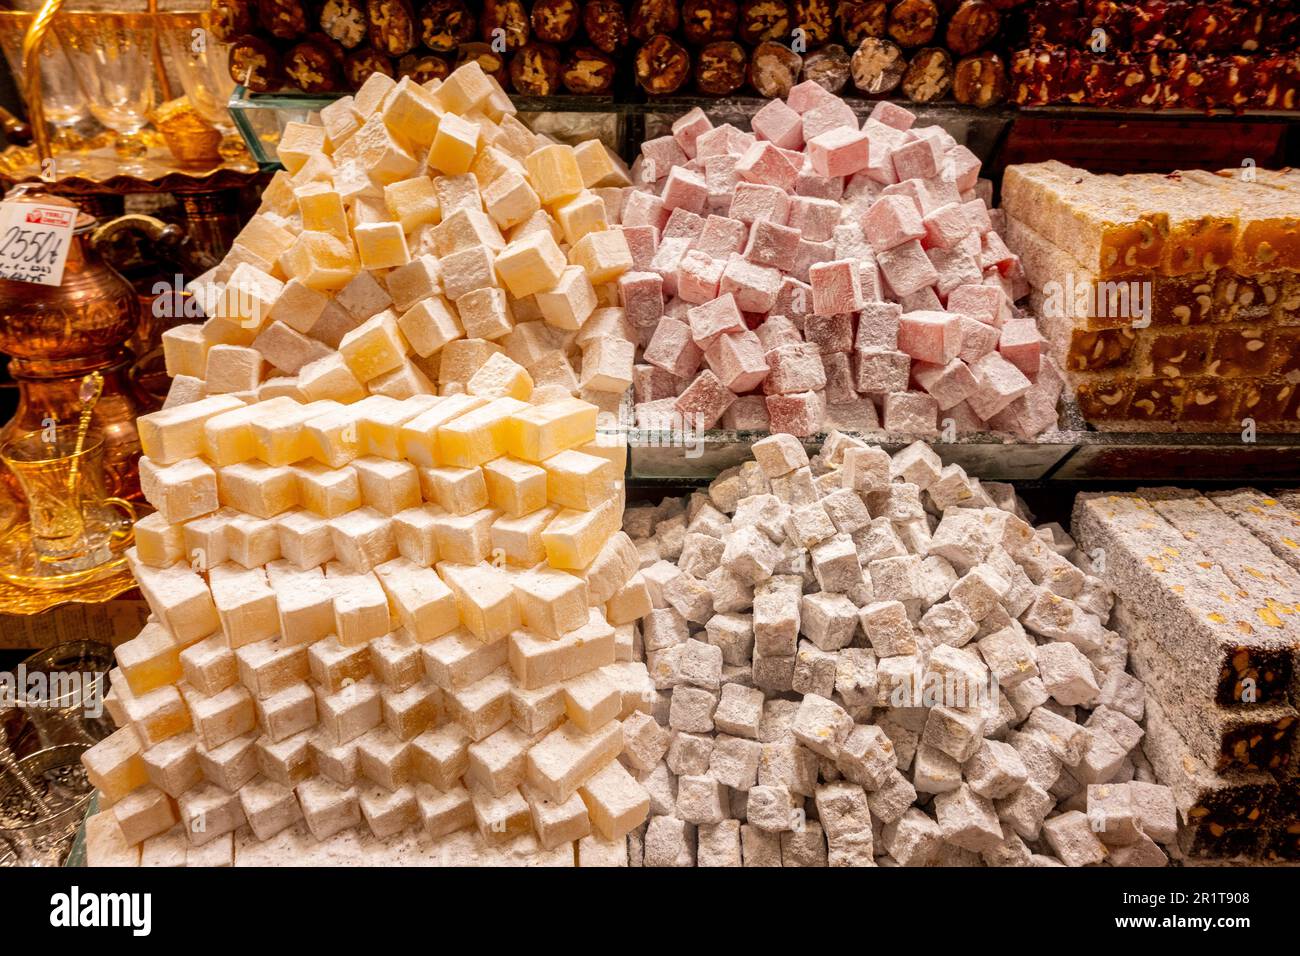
[1072,489,1300,861]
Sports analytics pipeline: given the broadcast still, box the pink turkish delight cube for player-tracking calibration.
[862,121,908,184]
[676,250,725,304]
[687,293,746,349]
[672,107,714,158]
[790,238,835,283]
[755,315,803,352]
[852,348,910,394]
[918,175,962,215]
[692,215,749,258]
[957,315,999,363]
[794,169,844,200]
[736,141,800,192]
[663,207,705,240]
[809,259,865,317]
[825,397,881,432]
[922,202,970,250]
[883,391,939,436]
[804,313,854,355]
[801,98,858,141]
[928,245,984,298]
[788,79,835,113]
[962,199,993,235]
[766,391,825,437]
[863,195,927,253]
[878,240,939,298]
[998,318,1042,377]
[675,369,736,428]
[622,190,669,231]
[764,342,828,395]
[752,98,804,149]
[695,124,737,159]
[913,358,978,410]
[719,256,782,313]
[947,283,1005,327]
[855,302,901,351]
[869,101,916,131]
[661,167,708,215]
[619,271,665,330]
[899,287,943,312]
[880,179,926,216]
[772,277,813,325]
[788,196,840,243]
[635,398,679,429]
[966,352,1032,420]
[743,219,802,269]
[980,231,1019,274]
[729,182,789,226]
[822,352,857,404]
[706,329,770,393]
[634,363,686,403]
[644,317,704,379]
[651,237,692,297]
[807,127,872,179]
[891,136,942,181]
[897,310,961,365]
[944,145,982,192]
[642,135,687,171]
[723,395,770,430]
[945,400,986,433]
[623,224,659,270]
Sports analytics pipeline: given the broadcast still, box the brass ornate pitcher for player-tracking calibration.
[0,189,173,502]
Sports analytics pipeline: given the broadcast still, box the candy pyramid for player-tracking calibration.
[79,62,652,866]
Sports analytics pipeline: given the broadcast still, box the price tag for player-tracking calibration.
[0,201,77,286]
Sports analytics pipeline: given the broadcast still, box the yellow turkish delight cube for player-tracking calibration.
[438,397,529,468]
[505,398,598,462]
[541,497,619,570]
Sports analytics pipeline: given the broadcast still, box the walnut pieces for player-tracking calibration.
[319,0,369,48]
[901,45,954,102]
[749,39,802,97]
[367,0,418,56]
[398,51,450,82]
[562,46,617,94]
[954,50,1007,106]
[792,0,834,46]
[630,0,682,42]
[945,0,1000,56]
[510,40,563,93]
[343,45,394,86]
[583,0,629,52]
[682,0,739,44]
[482,0,530,51]
[257,0,309,40]
[210,0,255,44]
[850,35,905,95]
[801,42,851,93]
[887,0,938,48]
[531,0,581,43]
[696,39,748,94]
[454,42,507,83]
[738,0,791,45]
[418,0,475,53]
[285,36,345,92]
[228,33,284,91]
[636,33,692,93]
[837,0,887,47]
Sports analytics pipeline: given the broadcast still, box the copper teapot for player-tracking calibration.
[0,188,178,502]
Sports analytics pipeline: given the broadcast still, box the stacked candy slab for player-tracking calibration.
[617,85,1062,440]
[79,61,662,866]
[80,388,654,865]
[160,62,636,422]
[618,435,1176,867]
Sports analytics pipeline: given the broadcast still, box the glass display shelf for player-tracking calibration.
[622,398,1300,484]
[229,85,1295,172]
